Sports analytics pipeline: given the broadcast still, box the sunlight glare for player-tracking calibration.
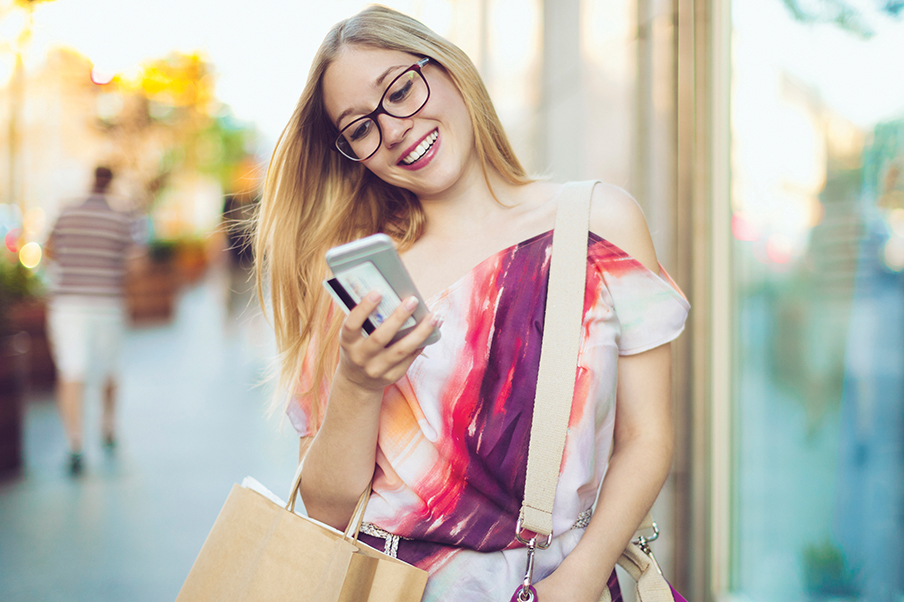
[18,242,42,269]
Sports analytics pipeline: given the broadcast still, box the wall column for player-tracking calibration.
[539,0,584,180]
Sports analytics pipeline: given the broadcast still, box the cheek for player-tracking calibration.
[361,154,396,179]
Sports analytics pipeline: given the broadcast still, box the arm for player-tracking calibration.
[44,218,60,260]
[297,293,440,530]
[535,344,673,601]
[535,184,675,601]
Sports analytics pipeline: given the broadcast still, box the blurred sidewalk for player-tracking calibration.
[0,263,299,602]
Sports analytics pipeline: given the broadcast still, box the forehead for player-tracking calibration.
[322,47,420,125]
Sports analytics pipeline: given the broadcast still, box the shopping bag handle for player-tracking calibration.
[286,460,373,541]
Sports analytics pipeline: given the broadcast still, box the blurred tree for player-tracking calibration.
[91,52,252,211]
[781,0,904,38]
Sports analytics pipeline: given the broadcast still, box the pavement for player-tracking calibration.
[0,263,299,602]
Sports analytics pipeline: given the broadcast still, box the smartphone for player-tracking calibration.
[323,233,441,346]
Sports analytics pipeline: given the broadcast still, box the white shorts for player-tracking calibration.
[47,296,126,382]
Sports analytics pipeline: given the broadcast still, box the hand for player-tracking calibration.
[336,291,440,392]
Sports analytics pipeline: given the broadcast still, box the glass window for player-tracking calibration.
[730,1,904,600]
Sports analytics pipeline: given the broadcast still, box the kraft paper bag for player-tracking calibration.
[176,479,427,602]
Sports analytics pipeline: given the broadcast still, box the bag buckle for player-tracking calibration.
[510,538,538,602]
[515,515,553,550]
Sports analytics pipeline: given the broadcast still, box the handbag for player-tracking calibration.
[511,181,687,602]
[176,461,428,602]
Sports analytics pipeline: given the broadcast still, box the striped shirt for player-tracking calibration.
[48,195,133,297]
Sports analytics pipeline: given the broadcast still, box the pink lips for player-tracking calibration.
[398,130,440,171]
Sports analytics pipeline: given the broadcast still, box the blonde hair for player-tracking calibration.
[255,5,532,423]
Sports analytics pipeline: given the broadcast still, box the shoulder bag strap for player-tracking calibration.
[518,182,677,602]
[518,181,596,541]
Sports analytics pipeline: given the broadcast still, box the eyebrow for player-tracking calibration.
[335,64,409,128]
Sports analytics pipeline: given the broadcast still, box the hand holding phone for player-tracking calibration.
[323,234,441,346]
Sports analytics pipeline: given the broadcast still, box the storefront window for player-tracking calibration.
[731,1,904,600]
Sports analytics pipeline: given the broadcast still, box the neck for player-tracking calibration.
[418,170,523,240]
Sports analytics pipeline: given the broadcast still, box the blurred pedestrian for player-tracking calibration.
[44,166,134,475]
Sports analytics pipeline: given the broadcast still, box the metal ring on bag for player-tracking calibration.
[632,521,660,557]
[515,515,553,549]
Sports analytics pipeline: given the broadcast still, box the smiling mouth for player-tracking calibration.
[401,130,439,165]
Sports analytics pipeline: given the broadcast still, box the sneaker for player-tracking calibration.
[102,434,117,452]
[68,452,84,476]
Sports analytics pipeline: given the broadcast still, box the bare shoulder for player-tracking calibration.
[588,182,659,274]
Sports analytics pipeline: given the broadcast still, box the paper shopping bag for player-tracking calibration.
[175,483,427,602]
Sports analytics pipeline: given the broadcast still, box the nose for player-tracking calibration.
[377,113,412,149]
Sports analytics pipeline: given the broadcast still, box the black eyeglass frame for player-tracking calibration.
[332,57,431,162]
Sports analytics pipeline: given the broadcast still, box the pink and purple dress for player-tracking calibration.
[288,230,689,602]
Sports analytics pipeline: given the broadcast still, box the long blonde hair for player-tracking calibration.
[255,5,532,423]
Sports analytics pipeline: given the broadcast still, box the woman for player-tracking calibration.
[254,6,689,602]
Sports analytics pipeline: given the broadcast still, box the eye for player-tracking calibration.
[348,119,374,141]
[387,77,414,104]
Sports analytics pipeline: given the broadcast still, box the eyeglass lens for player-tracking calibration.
[336,67,429,161]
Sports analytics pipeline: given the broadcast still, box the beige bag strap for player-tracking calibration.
[518,181,675,602]
[519,181,595,540]
[598,541,675,602]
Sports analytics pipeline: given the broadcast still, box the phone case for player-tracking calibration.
[324,234,441,346]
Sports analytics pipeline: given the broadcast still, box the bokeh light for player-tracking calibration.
[18,241,42,269]
[765,233,794,264]
[731,212,761,242]
[884,236,904,272]
[90,65,116,85]
[888,208,904,238]
[5,228,21,253]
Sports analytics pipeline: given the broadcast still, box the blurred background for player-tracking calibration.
[0,0,902,601]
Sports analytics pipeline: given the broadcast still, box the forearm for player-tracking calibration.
[298,373,383,530]
[295,291,438,530]
[549,433,673,600]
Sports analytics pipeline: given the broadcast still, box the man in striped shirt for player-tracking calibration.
[45,166,134,475]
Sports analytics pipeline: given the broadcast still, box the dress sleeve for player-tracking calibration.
[285,338,334,438]
[592,238,690,356]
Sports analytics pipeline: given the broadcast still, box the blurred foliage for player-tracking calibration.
[1,0,56,50]
[782,0,904,38]
[146,236,209,265]
[197,115,260,194]
[802,540,860,596]
[0,257,43,336]
[148,239,177,263]
[12,0,56,7]
[88,51,258,211]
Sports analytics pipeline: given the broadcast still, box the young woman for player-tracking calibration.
[254,6,689,602]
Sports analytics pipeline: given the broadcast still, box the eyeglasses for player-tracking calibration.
[333,57,431,162]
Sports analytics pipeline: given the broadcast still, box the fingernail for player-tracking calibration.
[404,296,419,311]
[429,314,443,327]
[367,291,382,303]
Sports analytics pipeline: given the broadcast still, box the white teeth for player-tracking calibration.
[403,130,438,165]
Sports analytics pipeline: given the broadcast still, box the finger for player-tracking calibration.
[365,311,439,377]
[367,295,420,347]
[340,290,383,343]
[388,312,442,358]
[381,346,427,382]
